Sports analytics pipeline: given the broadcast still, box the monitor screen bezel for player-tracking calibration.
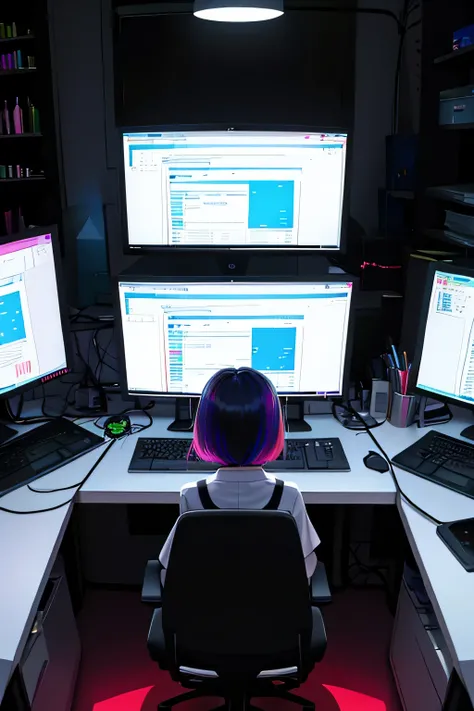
[414,261,474,410]
[442,669,473,710]
[0,225,72,400]
[114,273,357,401]
[119,124,351,255]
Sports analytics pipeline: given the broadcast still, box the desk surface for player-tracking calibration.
[77,415,397,505]
[2,413,474,704]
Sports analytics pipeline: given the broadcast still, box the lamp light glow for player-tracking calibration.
[194,0,284,22]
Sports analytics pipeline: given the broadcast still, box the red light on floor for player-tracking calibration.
[323,684,386,711]
[92,685,153,711]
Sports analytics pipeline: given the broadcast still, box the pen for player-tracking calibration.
[391,345,400,369]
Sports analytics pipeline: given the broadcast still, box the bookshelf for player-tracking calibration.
[0,4,60,240]
[416,1,474,255]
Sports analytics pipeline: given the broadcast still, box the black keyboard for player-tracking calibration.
[392,430,474,499]
[128,437,350,472]
[0,418,104,497]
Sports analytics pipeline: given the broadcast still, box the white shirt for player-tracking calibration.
[159,467,320,578]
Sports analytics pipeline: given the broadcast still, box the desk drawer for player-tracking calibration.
[20,560,80,711]
[390,581,451,711]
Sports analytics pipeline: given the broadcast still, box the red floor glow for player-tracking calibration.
[73,589,401,711]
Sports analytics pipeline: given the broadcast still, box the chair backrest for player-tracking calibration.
[162,509,312,671]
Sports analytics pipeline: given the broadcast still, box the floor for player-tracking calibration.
[72,588,402,711]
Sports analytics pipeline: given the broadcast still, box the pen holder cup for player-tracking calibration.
[388,393,417,428]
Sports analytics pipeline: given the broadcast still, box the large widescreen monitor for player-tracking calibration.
[116,278,354,398]
[121,128,348,252]
[0,227,69,398]
[416,264,474,408]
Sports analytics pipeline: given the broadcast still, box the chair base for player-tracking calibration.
[157,683,315,710]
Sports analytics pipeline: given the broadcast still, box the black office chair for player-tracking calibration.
[142,510,328,711]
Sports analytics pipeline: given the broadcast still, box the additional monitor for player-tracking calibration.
[416,265,474,406]
[121,129,348,251]
[0,228,69,397]
[117,279,354,397]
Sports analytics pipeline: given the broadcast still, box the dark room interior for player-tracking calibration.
[1,1,474,711]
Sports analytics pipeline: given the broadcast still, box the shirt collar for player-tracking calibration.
[214,466,270,482]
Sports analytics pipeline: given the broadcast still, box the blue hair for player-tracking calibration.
[193,367,284,466]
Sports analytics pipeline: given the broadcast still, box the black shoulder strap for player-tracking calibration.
[197,479,219,509]
[263,478,285,510]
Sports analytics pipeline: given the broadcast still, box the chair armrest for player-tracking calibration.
[142,559,164,605]
[310,562,332,605]
[310,606,327,663]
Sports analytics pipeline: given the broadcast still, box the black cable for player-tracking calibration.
[94,329,119,379]
[406,19,421,31]
[27,439,111,493]
[346,404,445,526]
[349,544,389,586]
[121,5,403,27]
[73,331,97,386]
[4,397,55,426]
[94,404,155,432]
[41,381,79,419]
[332,399,387,430]
[70,306,108,324]
[0,439,115,513]
[392,0,410,134]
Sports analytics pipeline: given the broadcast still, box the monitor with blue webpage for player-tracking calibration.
[121,129,348,251]
[0,229,68,397]
[417,265,474,406]
[117,279,354,397]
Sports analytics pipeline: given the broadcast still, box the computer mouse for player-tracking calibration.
[363,451,389,473]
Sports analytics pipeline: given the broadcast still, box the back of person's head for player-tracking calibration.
[193,367,284,466]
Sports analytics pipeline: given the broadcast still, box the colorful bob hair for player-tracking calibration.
[193,367,284,467]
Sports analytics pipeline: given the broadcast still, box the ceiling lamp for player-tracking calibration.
[194,0,284,22]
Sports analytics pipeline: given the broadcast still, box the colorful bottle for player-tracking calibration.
[13,97,23,134]
[3,100,10,135]
[30,103,40,133]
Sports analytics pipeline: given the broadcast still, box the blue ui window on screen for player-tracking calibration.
[251,327,297,372]
[0,232,68,396]
[0,289,27,345]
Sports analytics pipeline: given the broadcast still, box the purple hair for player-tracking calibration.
[192,367,284,467]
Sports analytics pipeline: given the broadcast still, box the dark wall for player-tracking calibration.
[116,8,356,129]
[48,0,358,301]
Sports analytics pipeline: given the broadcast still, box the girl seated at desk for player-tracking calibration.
[159,367,320,579]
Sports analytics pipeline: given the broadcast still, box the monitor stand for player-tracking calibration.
[121,253,331,279]
[282,400,312,433]
[0,422,18,445]
[167,398,313,433]
[168,398,198,433]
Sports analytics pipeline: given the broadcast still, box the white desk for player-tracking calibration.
[1,414,474,705]
[78,416,396,505]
